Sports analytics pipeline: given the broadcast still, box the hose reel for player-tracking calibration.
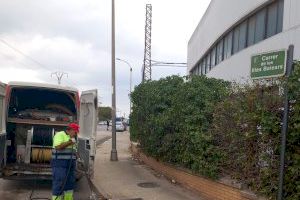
[30,126,54,163]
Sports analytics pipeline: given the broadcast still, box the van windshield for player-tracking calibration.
[8,87,77,122]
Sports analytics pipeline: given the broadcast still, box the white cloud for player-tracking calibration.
[0,67,42,83]
[0,0,211,117]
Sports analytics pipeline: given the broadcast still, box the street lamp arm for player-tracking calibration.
[116,57,133,115]
[116,58,132,70]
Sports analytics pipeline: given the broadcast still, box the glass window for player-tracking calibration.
[216,39,224,64]
[267,3,278,38]
[206,53,211,72]
[197,63,201,75]
[239,20,247,51]
[247,16,256,46]
[255,8,266,43]
[233,27,240,54]
[203,56,207,74]
[210,47,216,68]
[201,60,205,75]
[203,60,206,74]
[277,0,284,33]
[224,31,233,59]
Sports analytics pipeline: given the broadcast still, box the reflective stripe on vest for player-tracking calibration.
[52,149,76,160]
[51,155,77,159]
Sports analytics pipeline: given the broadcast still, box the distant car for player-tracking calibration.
[116,121,125,131]
[98,121,106,125]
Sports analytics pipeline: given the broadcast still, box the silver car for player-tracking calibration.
[116,121,125,131]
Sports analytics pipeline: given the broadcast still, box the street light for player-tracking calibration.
[116,58,133,115]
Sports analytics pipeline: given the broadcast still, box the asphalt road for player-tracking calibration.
[0,125,112,200]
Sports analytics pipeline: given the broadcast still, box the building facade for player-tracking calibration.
[188,0,300,81]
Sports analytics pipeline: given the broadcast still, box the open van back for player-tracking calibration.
[0,81,97,180]
[2,82,79,179]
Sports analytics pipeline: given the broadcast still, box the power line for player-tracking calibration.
[152,64,187,68]
[0,38,49,69]
[151,60,187,65]
[151,60,187,68]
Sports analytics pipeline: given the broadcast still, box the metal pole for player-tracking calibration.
[277,45,294,200]
[130,67,132,113]
[110,0,118,161]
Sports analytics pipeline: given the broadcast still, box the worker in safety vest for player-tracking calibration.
[51,123,79,200]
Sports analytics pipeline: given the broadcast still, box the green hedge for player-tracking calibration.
[130,63,300,199]
[130,76,230,178]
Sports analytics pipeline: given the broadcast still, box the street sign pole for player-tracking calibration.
[277,45,294,200]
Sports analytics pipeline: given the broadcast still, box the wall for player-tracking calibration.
[207,27,300,82]
[188,0,270,70]
[188,0,300,81]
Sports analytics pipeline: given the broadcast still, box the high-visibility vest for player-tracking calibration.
[52,131,77,160]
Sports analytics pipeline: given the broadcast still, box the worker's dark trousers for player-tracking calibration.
[51,159,76,196]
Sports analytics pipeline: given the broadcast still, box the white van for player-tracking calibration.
[0,81,98,180]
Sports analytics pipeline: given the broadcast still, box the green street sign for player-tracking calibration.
[251,50,286,79]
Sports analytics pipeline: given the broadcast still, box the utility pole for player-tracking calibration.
[110,0,118,161]
[51,71,68,85]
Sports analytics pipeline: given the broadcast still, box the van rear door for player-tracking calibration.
[0,83,7,172]
[78,89,98,177]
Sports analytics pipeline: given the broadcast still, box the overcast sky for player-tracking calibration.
[0,0,211,117]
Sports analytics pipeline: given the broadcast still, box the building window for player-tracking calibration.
[266,2,278,38]
[233,27,239,54]
[277,0,284,33]
[224,31,233,59]
[239,20,248,51]
[216,39,224,64]
[203,57,207,74]
[211,47,216,68]
[201,60,205,75]
[247,15,256,46]
[199,63,202,75]
[206,53,211,72]
[255,8,267,43]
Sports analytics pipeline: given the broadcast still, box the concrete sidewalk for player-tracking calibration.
[92,131,203,200]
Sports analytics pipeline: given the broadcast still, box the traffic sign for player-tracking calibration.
[251,50,286,79]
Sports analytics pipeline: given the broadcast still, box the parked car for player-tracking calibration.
[116,121,126,132]
[0,81,98,180]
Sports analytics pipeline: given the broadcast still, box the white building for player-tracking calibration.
[187,0,300,81]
